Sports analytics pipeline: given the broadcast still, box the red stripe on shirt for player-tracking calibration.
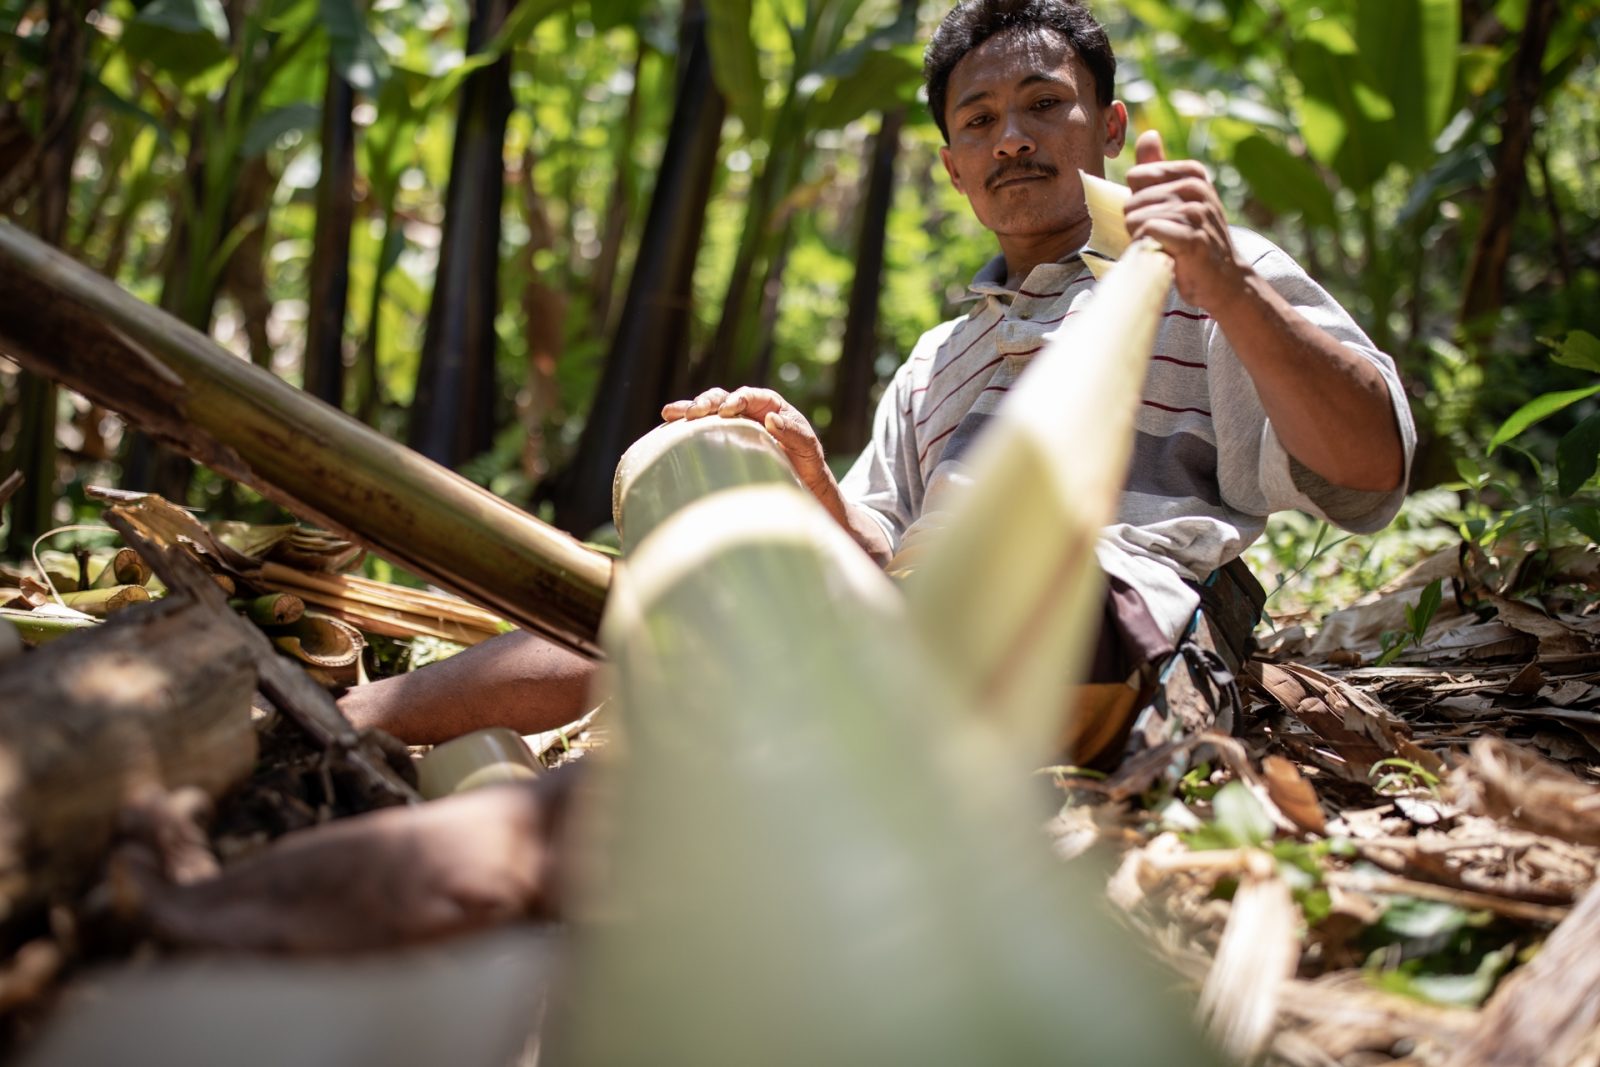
[903,311,1003,414]
[915,355,1005,430]
[1036,309,1081,326]
[911,307,1001,365]
[1165,309,1210,321]
[917,421,961,465]
[1152,354,1206,369]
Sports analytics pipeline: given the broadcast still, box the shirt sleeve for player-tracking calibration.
[1209,237,1417,534]
[838,329,947,554]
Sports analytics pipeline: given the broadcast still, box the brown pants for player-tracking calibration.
[1062,561,1261,769]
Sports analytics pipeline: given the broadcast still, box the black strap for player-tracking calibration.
[1176,638,1244,737]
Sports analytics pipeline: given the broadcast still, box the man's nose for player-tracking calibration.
[993,113,1035,158]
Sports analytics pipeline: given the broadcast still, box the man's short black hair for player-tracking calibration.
[924,0,1116,142]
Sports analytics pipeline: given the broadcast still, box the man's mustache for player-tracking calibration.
[985,159,1058,190]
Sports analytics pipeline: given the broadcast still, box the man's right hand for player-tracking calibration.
[661,386,891,565]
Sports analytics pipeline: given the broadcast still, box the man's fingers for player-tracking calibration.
[687,388,731,418]
[662,388,732,422]
[1126,217,1204,259]
[719,386,786,421]
[1134,129,1165,166]
[1125,158,1210,191]
[1125,175,1217,212]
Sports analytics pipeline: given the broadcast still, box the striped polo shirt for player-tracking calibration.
[838,226,1417,638]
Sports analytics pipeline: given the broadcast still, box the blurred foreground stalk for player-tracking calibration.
[555,414,1220,1064]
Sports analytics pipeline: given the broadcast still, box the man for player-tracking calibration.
[658,0,1412,762]
[124,0,1412,949]
[347,0,1412,761]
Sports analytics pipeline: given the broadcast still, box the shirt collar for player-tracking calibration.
[963,248,1094,302]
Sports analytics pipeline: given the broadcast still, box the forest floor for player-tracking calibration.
[3,491,1599,1065]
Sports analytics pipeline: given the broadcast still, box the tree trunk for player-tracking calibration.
[4,0,88,555]
[517,146,565,482]
[745,217,796,388]
[588,40,646,339]
[407,0,515,467]
[545,4,725,535]
[695,104,802,390]
[825,107,904,456]
[1459,0,1559,326]
[0,222,612,657]
[224,157,279,369]
[124,119,211,503]
[304,66,357,406]
[0,592,258,927]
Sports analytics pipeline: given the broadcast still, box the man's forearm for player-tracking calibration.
[1210,269,1406,493]
[840,500,895,567]
[338,630,596,745]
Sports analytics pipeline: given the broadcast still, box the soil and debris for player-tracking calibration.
[1,493,1598,1064]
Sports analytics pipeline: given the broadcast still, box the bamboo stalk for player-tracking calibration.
[0,222,610,657]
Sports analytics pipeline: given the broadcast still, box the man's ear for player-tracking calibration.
[1103,100,1129,158]
[939,145,966,195]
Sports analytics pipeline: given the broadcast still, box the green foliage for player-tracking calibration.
[1368,756,1443,795]
[1362,896,1517,1008]
[1,0,1597,556]
[1185,780,1274,850]
[1375,578,1442,666]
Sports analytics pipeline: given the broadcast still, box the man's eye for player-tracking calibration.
[1032,97,1059,110]
[966,114,992,128]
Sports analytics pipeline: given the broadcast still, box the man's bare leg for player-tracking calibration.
[338,631,597,745]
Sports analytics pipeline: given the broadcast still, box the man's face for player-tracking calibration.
[939,27,1127,244]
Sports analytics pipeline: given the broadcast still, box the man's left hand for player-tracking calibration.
[1123,129,1248,312]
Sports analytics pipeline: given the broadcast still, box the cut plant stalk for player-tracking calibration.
[903,188,1175,763]
[233,592,304,627]
[0,607,96,645]
[103,500,419,805]
[0,222,611,657]
[555,417,1217,1064]
[89,547,152,589]
[255,562,505,629]
[60,584,150,617]
[267,614,364,669]
[252,562,506,645]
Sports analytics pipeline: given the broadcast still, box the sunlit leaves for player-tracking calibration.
[1488,384,1600,454]
[804,44,919,132]
[241,102,321,158]
[1556,413,1600,496]
[705,0,766,134]
[1550,330,1600,374]
[319,0,389,91]
[1286,0,1460,189]
[1229,134,1335,228]
[118,0,232,87]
